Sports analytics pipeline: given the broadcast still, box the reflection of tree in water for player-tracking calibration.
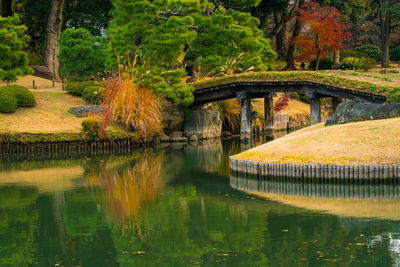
[0,186,38,266]
[97,152,165,224]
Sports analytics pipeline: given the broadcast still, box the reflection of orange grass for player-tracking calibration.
[251,191,400,220]
[100,153,165,224]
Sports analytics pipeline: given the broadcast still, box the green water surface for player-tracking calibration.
[0,138,399,266]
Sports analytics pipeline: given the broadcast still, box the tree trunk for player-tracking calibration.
[42,0,65,81]
[0,0,12,16]
[380,0,391,67]
[286,0,303,69]
[315,51,321,71]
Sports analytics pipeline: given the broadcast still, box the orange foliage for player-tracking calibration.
[293,1,351,64]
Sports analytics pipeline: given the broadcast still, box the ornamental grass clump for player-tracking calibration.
[214,99,241,131]
[101,57,163,139]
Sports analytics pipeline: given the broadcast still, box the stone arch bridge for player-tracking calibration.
[192,80,386,139]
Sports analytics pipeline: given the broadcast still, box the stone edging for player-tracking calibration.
[229,156,400,179]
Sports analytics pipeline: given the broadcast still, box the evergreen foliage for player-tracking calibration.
[0,15,32,82]
[107,0,277,106]
[355,45,382,62]
[390,46,400,61]
[58,28,106,81]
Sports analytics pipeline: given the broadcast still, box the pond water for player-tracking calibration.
[1,137,400,266]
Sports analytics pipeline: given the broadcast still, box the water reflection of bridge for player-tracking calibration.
[230,173,400,199]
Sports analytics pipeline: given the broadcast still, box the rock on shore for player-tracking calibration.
[325,101,400,126]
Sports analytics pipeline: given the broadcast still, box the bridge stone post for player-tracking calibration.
[332,97,341,113]
[310,96,321,125]
[264,93,274,131]
[237,92,251,140]
[305,89,321,125]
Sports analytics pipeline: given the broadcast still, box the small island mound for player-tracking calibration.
[234,118,400,166]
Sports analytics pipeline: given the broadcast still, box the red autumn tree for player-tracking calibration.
[293,1,351,70]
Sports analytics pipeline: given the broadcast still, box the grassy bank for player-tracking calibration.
[234,118,400,165]
[0,90,139,144]
[0,90,85,133]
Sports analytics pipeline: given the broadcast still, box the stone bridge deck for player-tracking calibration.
[192,78,387,139]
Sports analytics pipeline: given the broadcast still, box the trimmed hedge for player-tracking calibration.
[0,88,18,113]
[308,58,333,70]
[340,50,367,61]
[0,85,36,113]
[83,86,103,104]
[390,46,400,61]
[65,81,103,104]
[355,45,382,62]
[8,85,36,107]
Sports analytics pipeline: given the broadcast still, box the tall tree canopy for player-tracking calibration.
[107,0,277,106]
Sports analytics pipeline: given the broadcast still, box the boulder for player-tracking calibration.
[159,135,170,142]
[170,136,189,142]
[170,131,183,138]
[162,111,185,135]
[190,135,199,142]
[183,105,222,139]
[325,101,400,126]
[68,105,104,117]
[30,65,56,80]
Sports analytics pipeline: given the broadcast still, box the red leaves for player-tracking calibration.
[274,93,290,113]
[293,1,351,62]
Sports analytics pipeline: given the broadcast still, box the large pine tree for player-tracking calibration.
[107,0,277,106]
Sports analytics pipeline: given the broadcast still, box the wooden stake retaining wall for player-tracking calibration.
[0,139,154,156]
[230,174,400,198]
[229,156,400,180]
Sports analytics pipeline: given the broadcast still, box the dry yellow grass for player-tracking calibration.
[234,117,400,165]
[0,75,62,89]
[0,90,86,133]
[248,191,400,220]
[252,94,310,117]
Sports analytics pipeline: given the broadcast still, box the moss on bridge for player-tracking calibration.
[193,71,400,103]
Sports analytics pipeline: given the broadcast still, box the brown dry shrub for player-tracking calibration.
[101,56,163,139]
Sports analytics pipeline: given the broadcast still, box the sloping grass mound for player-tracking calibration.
[0,85,36,113]
[193,71,400,103]
[234,118,400,165]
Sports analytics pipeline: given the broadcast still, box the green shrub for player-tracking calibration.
[387,89,400,103]
[308,58,334,70]
[340,57,363,70]
[7,85,36,107]
[65,81,99,97]
[0,85,35,113]
[390,46,400,61]
[355,45,382,62]
[340,57,376,71]
[83,85,103,104]
[81,113,101,139]
[0,88,18,113]
[340,50,367,61]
